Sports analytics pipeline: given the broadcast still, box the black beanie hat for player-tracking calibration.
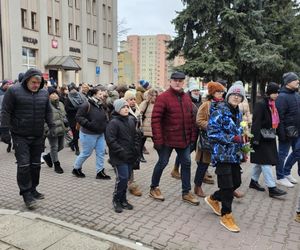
[48,86,58,96]
[282,72,299,85]
[68,82,77,91]
[266,82,280,95]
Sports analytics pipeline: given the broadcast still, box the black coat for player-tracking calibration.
[250,98,278,165]
[105,112,140,166]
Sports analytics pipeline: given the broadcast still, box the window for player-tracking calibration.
[68,23,73,39]
[108,34,111,48]
[47,17,52,34]
[102,4,106,19]
[21,9,27,28]
[86,0,91,13]
[93,30,97,44]
[87,29,91,43]
[31,12,37,30]
[68,0,73,7]
[107,6,111,20]
[22,47,37,70]
[92,0,96,15]
[75,0,80,9]
[55,19,60,35]
[75,25,80,41]
[103,33,106,47]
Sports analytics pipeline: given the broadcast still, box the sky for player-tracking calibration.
[118,0,184,40]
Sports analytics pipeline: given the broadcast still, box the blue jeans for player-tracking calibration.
[277,137,300,179]
[114,163,131,201]
[74,131,105,173]
[151,145,191,194]
[194,161,209,186]
[251,164,276,188]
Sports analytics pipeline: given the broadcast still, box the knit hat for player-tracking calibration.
[48,86,58,96]
[233,80,244,86]
[188,83,200,92]
[68,82,77,92]
[113,98,128,113]
[282,72,299,85]
[207,81,225,95]
[0,80,13,88]
[226,84,245,102]
[266,82,280,95]
[124,90,136,100]
[139,80,150,89]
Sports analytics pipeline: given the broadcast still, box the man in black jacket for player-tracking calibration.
[1,68,54,209]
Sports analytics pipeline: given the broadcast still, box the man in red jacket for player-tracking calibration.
[150,71,199,205]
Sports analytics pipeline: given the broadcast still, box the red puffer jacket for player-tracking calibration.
[151,87,197,148]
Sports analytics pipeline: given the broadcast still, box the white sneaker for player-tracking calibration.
[276,178,294,188]
[286,175,298,184]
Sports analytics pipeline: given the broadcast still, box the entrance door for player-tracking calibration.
[49,70,58,86]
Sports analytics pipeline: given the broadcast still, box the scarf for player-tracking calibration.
[268,99,280,129]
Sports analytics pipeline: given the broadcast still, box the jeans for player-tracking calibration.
[114,163,131,201]
[277,137,300,179]
[151,145,191,194]
[12,135,43,195]
[174,144,195,167]
[194,161,209,186]
[251,164,276,188]
[47,135,64,162]
[74,131,105,173]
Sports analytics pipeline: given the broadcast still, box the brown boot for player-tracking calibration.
[220,213,240,232]
[233,190,244,199]
[171,166,181,179]
[203,173,214,184]
[204,195,221,216]
[128,183,142,196]
[194,185,205,197]
[149,187,165,201]
[182,192,200,206]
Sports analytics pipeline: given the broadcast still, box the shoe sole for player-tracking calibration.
[220,220,240,233]
[249,186,265,192]
[204,197,221,216]
[182,199,200,206]
[149,193,165,201]
[276,182,294,188]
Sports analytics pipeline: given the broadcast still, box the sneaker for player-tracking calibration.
[113,199,123,213]
[204,196,221,216]
[149,187,165,201]
[295,213,300,223]
[121,200,134,210]
[182,192,200,206]
[54,161,64,174]
[268,187,287,198]
[220,213,240,232]
[171,166,181,180]
[128,183,142,196]
[31,190,45,200]
[72,168,86,178]
[23,193,37,209]
[43,153,53,168]
[96,169,111,180]
[285,175,298,184]
[249,179,265,192]
[276,178,294,188]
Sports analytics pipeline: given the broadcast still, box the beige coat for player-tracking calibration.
[139,100,154,137]
[195,100,211,163]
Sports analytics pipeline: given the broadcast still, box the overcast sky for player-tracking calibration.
[118,0,184,40]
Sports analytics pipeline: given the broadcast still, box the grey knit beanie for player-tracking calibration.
[113,98,128,113]
[282,72,299,85]
[226,84,245,102]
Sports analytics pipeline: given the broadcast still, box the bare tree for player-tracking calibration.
[118,18,130,39]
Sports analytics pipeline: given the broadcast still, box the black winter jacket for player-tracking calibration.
[105,112,139,166]
[1,68,53,137]
[75,98,108,134]
[275,87,300,141]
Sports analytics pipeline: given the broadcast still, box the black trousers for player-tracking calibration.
[12,135,44,195]
[211,163,242,215]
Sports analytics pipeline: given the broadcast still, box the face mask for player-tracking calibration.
[191,93,199,101]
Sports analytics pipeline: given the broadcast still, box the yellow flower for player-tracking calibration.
[240,121,248,128]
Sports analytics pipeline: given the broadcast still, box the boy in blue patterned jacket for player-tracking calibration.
[205,84,245,233]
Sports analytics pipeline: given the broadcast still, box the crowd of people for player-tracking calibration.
[0,67,299,233]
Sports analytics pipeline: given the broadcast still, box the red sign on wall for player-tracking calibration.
[51,38,58,48]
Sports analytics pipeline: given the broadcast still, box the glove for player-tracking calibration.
[154,144,163,151]
[233,135,243,143]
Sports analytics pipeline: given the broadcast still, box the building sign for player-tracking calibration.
[96,66,100,75]
[51,38,58,48]
[42,73,49,80]
[69,47,81,53]
[23,36,38,45]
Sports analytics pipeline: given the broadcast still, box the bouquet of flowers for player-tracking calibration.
[240,121,254,161]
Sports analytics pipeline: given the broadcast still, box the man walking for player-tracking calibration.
[1,68,54,209]
[150,71,199,205]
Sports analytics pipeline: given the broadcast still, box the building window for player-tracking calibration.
[102,4,106,19]
[68,23,73,39]
[87,29,91,43]
[87,0,91,13]
[21,9,27,28]
[68,0,73,7]
[103,33,106,47]
[22,47,37,70]
[31,12,37,30]
[75,0,80,9]
[92,0,96,15]
[93,30,97,45]
[47,17,52,34]
[108,34,111,48]
[107,6,111,20]
[55,19,60,35]
[75,25,80,41]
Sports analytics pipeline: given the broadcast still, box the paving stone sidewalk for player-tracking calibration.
[0,142,299,250]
